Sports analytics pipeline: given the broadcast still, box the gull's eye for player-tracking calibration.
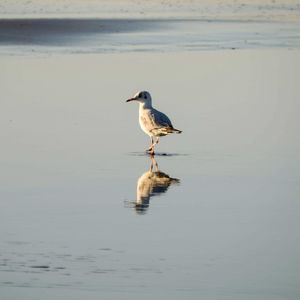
[144,94,147,99]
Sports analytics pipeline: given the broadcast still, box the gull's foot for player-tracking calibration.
[146,148,155,155]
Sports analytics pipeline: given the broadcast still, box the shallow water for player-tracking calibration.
[0,50,299,299]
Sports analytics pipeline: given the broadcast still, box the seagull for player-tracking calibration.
[126,154,180,214]
[126,91,182,153]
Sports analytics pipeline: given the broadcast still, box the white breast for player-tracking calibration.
[139,109,153,136]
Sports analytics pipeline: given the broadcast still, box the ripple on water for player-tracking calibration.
[98,248,112,251]
[129,152,189,157]
[91,268,116,274]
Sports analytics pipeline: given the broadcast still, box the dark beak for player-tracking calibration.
[126,98,136,102]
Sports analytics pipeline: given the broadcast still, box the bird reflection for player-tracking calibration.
[126,154,180,215]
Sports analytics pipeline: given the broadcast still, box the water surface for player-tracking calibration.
[1,50,299,299]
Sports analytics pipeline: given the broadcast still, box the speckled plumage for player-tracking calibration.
[126,91,182,153]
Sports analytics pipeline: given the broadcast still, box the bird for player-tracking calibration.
[126,154,180,214]
[126,91,182,153]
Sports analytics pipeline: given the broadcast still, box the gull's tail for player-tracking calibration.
[152,127,182,135]
[166,127,182,134]
[173,128,182,134]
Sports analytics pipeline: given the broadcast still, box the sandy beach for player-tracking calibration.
[0,17,299,55]
[0,18,162,44]
[1,1,300,300]
[1,0,300,21]
[0,0,299,54]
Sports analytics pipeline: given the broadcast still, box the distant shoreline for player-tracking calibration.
[1,0,299,22]
[0,17,299,54]
[0,18,163,46]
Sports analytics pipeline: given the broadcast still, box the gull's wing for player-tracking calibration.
[150,109,173,128]
[147,109,178,136]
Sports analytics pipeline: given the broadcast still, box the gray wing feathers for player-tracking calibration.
[151,109,173,128]
[149,109,182,135]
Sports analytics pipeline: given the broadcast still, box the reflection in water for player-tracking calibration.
[126,155,180,214]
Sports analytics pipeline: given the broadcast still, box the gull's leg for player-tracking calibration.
[146,136,154,152]
[153,137,159,148]
[149,153,158,171]
[148,137,159,154]
[150,156,153,171]
[152,156,159,171]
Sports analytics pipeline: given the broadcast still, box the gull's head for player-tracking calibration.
[126,91,152,106]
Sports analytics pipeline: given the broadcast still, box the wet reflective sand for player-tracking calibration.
[0,3,300,298]
[0,17,299,55]
[1,50,299,299]
[125,155,180,214]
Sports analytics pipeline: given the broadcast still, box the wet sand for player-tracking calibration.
[0,0,299,53]
[0,17,299,54]
[0,18,164,45]
[0,1,300,300]
[1,50,300,300]
[1,0,300,21]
